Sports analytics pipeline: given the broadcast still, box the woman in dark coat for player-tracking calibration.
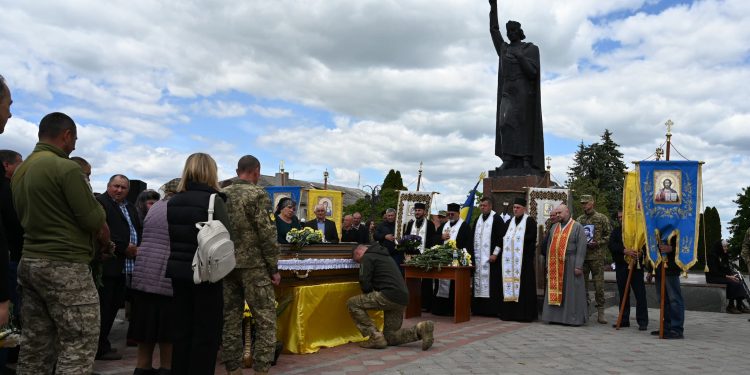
[166,153,230,375]
[274,197,300,243]
[705,240,750,314]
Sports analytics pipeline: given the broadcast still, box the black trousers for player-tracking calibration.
[615,264,648,327]
[97,274,126,355]
[706,275,749,300]
[171,279,223,375]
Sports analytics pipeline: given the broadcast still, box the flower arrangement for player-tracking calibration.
[396,234,423,254]
[405,240,472,271]
[286,227,324,251]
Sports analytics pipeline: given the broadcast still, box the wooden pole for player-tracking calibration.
[615,259,635,330]
[659,120,672,339]
[659,257,666,339]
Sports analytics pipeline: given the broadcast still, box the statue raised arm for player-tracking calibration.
[489,0,545,175]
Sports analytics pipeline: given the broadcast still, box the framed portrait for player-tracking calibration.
[653,170,681,204]
[583,224,595,243]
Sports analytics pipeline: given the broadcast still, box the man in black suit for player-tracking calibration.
[95,174,142,360]
[305,203,339,243]
[352,212,370,244]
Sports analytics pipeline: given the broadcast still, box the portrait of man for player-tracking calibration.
[654,172,680,203]
[583,224,594,244]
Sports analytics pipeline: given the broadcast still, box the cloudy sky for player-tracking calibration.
[1,0,749,233]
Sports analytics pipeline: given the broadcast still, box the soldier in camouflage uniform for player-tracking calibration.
[347,243,434,350]
[221,155,280,375]
[12,112,108,374]
[576,195,611,324]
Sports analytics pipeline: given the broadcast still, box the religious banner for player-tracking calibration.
[306,189,344,239]
[394,191,433,240]
[637,161,702,272]
[265,186,302,214]
[528,188,569,234]
[622,171,646,255]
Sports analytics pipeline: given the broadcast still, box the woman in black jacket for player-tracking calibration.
[705,240,750,314]
[166,153,230,374]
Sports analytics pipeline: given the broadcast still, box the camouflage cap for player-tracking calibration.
[437,210,447,217]
[580,194,594,203]
[161,178,181,195]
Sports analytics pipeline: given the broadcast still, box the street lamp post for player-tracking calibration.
[362,184,381,222]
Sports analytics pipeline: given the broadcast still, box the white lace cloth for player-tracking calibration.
[278,258,359,271]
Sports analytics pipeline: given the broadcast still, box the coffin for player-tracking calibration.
[278,242,360,283]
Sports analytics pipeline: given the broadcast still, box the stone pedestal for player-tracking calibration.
[482,172,552,215]
[483,171,555,297]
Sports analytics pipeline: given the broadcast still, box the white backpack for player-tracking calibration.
[192,193,236,284]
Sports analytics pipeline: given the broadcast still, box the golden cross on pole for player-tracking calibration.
[665,119,673,135]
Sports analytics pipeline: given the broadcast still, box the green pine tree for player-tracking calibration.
[566,130,626,218]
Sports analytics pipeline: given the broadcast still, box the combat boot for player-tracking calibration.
[359,331,387,349]
[415,321,434,351]
[597,309,608,324]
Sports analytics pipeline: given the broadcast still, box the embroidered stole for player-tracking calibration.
[473,212,495,299]
[409,218,428,253]
[547,219,576,306]
[437,218,463,298]
[502,214,527,302]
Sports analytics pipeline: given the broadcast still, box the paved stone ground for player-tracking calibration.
[90,305,750,374]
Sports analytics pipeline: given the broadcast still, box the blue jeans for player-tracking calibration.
[654,272,684,335]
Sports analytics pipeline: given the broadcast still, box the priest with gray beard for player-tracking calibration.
[542,204,588,326]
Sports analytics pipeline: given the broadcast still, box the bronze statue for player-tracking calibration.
[489,0,545,175]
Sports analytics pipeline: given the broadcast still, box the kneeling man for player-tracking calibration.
[347,243,434,350]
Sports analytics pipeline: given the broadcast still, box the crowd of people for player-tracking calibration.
[2,74,750,375]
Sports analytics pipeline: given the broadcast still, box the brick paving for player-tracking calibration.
[90,305,750,374]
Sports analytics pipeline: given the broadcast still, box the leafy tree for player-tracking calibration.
[728,186,750,265]
[344,169,406,223]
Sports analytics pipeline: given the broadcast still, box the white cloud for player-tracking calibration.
[1,0,749,236]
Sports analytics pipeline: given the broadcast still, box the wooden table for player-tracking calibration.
[402,265,474,323]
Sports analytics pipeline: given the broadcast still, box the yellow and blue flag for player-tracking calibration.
[460,172,486,221]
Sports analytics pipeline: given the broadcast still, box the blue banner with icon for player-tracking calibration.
[265,186,302,215]
[637,160,702,273]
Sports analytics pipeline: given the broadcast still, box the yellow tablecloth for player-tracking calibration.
[276,281,384,354]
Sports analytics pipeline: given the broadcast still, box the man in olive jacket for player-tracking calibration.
[12,112,108,374]
[221,155,280,375]
[347,243,435,350]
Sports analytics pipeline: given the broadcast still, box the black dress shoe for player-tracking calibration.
[638,326,648,331]
[650,330,660,336]
[95,350,122,360]
[613,322,630,328]
[663,331,684,339]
